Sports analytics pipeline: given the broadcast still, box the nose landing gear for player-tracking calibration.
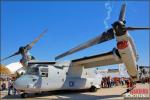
[21,93,28,98]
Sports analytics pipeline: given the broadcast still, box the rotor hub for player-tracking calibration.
[112,21,127,36]
[19,47,27,54]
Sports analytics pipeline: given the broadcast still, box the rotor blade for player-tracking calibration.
[0,51,20,62]
[26,29,48,50]
[119,3,126,22]
[55,28,115,60]
[126,27,150,31]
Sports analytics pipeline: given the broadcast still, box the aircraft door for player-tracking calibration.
[39,67,49,90]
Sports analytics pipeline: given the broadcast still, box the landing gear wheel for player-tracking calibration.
[90,86,97,92]
[35,93,40,96]
[21,93,28,98]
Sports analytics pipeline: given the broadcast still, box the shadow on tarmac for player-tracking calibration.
[2,90,122,100]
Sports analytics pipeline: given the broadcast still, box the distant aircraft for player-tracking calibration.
[0,3,150,98]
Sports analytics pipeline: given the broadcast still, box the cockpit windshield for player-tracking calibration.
[26,65,39,75]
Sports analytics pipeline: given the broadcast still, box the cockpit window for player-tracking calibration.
[26,67,39,75]
[40,68,48,72]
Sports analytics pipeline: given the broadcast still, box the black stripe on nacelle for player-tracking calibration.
[28,61,56,65]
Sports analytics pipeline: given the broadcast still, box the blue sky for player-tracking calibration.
[1,1,149,69]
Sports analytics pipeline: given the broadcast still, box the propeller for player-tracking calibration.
[126,27,150,31]
[55,28,115,60]
[0,51,20,61]
[1,29,48,62]
[25,29,48,50]
[55,3,150,60]
[119,3,126,22]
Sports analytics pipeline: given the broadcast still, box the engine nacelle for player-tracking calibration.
[117,40,138,81]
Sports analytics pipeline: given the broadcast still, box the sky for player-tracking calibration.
[1,1,150,70]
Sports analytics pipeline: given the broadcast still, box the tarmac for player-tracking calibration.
[0,83,149,100]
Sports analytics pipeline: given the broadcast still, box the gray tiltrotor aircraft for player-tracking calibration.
[1,3,150,98]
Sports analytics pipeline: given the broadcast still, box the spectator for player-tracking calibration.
[107,77,111,88]
[12,81,17,95]
[120,77,124,85]
[1,82,6,91]
[8,80,13,95]
[13,88,17,95]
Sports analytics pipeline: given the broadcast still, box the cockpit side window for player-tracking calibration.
[26,67,39,75]
[40,68,48,77]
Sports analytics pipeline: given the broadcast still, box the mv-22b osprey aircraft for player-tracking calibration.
[1,3,150,98]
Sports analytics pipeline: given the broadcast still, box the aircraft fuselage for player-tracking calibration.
[14,62,102,93]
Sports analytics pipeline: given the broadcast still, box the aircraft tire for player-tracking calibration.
[90,86,97,92]
[21,93,28,98]
[35,93,40,96]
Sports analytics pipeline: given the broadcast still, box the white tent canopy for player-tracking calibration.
[6,62,24,74]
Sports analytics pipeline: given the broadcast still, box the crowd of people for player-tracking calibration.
[101,76,126,88]
[1,80,17,95]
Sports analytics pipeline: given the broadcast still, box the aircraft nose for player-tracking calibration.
[14,77,26,89]
[14,75,39,90]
